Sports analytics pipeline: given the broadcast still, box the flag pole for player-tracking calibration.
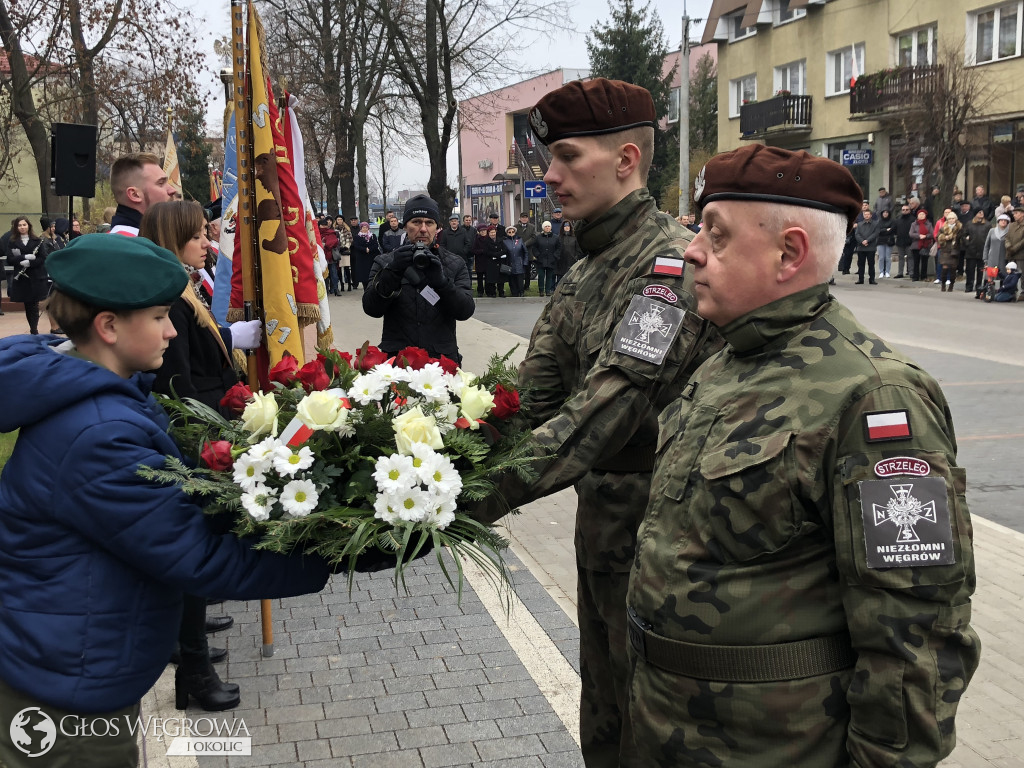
[231,0,275,658]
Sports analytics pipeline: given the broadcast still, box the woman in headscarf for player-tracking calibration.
[350,221,380,290]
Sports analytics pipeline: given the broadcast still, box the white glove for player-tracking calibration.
[19,259,29,268]
[229,319,262,350]
[24,253,35,261]
[9,248,19,257]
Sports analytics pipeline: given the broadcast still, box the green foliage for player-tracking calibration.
[689,50,718,156]
[176,94,214,204]
[0,430,19,471]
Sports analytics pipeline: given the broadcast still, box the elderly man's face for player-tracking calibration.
[684,200,788,328]
[976,186,985,196]
[406,216,437,244]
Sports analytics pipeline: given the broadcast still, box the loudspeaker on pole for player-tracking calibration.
[51,123,98,198]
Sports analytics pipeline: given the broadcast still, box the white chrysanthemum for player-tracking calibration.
[407,442,439,483]
[434,402,461,433]
[389,486,431,523]
[241,485,277,521]
[350,372,389,405]
[373,454,417,494]
[233,452,269,492]
[372,362,410,384]
[280,479,319,517]
[423,493,458,529]
[421,452,462,498]
[373,492,402,525]
[248,436,282,462]
[272,445,315,477]
[406,363,450,403]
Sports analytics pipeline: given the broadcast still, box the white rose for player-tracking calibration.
[296,390,350,432]
[392,406,444,455]
[458,385,494,422]
[240,391,280,441]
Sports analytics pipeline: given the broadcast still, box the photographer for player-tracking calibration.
[362,195,475,362]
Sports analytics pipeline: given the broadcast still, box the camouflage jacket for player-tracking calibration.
[506,188,721,571]
[628,285,980,766]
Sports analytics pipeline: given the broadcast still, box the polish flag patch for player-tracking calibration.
[653,257,684,276]
[280,416,314,447]
[864,410,911,442]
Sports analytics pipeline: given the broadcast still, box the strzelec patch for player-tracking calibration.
[858,477,955,568]
[611,295,684,365]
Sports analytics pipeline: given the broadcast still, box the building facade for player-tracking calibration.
[705,0,1024,202]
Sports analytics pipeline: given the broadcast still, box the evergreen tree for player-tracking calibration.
[176,95,213,204]
[689,51,718,156]
[587,0,675,204]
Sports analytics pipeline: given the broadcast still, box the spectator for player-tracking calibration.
[962,209,989,293]
[478,225,510,297]
[487,211,501,231]
[909,209,934,281]
[5,217,44,333]
[377,211,398,240]
[503,225,529,297]
[379,215,406,254]
[439,213,474,277]
[873,187,894,217]
[349,222,380,290]
[956,200,975,227]
[347,215,360,236]
[362,195,475,361]
[876,209,895,278]
[893,201,914,278]
[984,214,1011,275]
[69,219,82,240]
[532,221,561,296]
[336,220,354,292]
[550,206,565,230]
[971,185,995,221]
[994,195,1014,220]
[516,211,538,293]
[319,217,342,295]
[471,223,490,297]
[994,261,1020,301]
[853,209,879,284]
[1004,205,1024,267]
[933,208,953,282]
[556,220,581,285]
[937,211,963,292]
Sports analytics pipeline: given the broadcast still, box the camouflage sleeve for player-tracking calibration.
[828,379,980,767]
[517,299,575,428]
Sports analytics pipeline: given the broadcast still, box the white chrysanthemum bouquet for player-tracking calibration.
[140,344,536,597]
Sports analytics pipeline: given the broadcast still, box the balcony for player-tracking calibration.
[850,65,942,118]
[739,94,812,140]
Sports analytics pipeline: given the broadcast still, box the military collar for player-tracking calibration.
[575,188,653,255]
[719,284,832,355]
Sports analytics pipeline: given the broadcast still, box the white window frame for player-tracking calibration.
[774,0,807,26]
[727,12,756,42]
[895,25,937,67]
[729,74,757,118]
[668,87,680,123]
[774,60,807,95]
[826,43,865,96]
[967,2,1023,64]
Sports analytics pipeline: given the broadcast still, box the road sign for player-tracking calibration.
[524,181,547,200]
[841,149,873,166]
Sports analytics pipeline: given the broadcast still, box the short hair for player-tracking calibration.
[761,204,847,284]
[46,289,136,344]
[1002,195,1012,205]
[594,126,655,182]
[110,152,161,203]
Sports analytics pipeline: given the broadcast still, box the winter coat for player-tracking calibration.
[909,218,934,251]
[515,221,537,249]
[362,243,475,361]
[853,218,880,253]
[503,236,529,275]
[557,234,582,274]
[894,213,915,247]
[379,226,406,254]
[963,221,989,261]
[984,226,1009,269]
[5,234,45,303]
[478,236,510,283]
[350,233,381,286]
[0,335,331,713]
[336,226,353,267]
[995,270,1020,301]
[876,217,896,247]
[532,231,561,269]
[439,224,474,259]
[937,221,963,266]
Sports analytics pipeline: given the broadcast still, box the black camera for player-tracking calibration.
[412,244,435,269]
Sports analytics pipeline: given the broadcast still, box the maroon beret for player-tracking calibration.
[529,78,656,146]
[693,145,864,231]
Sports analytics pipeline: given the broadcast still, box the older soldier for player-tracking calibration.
[627,145,980,767]
[475,79,720,767]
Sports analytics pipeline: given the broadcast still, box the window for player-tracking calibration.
[775,0,806,25]
[774,60,806,95]
[970,3,1022,63]
[896,25,937,67]
[826,43,865,96]
[730,74,757,118]
[728,12,756,41]
[668,87,680,123]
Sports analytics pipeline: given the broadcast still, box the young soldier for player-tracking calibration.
[473,79,720,767]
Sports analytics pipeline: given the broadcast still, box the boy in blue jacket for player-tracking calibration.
[0,235,332,767]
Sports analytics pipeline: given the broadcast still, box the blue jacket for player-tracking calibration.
[0,335,331,713]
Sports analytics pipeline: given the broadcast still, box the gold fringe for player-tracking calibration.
[226,307,244,323]
[296,302,321,323]
[317,326,334,349]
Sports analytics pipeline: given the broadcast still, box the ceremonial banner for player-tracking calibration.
[163,129,182,196]
[211,110,238,325]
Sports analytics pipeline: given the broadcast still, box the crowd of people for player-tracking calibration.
[835,183,1024,301]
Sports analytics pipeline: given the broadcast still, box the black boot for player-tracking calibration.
[205,615,234,634]
[170,646,227,665]
[175,662,241,711]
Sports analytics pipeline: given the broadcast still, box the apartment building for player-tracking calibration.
[705,0,1024,200]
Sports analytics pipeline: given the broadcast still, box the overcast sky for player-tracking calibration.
[192,0,715,192]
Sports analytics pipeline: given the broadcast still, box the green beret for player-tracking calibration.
[47,234,188,309]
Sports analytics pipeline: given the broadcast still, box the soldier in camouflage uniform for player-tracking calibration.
[627,144,980,767]
[475,79,720,767]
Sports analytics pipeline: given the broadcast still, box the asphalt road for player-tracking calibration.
[469,275,1023,533]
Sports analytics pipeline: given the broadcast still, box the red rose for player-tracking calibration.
[491,384,520,419]
[336,351,353,368]
[316,351,339,379]
[438,355,459,375]
[354,344,388,371]
[297,358,330,392]
[269,353,300,385]
[219,382,254,414]
[200,440,234,471]
[396,346,431,370]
